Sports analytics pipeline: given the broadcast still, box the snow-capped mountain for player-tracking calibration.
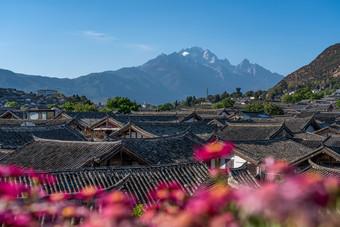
[0,47,282,103]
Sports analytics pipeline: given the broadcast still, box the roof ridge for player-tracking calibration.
[308,159,340,173]
[42,161,206,174]
[33,137,122,144]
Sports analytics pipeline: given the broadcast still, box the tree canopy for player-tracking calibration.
[106,97,139,114]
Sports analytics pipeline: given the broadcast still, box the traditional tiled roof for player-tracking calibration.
[121,132,204,164]
[323,135,340,153]
[1,139,125,170]
[233,139,315,165]
[0,149,14,161]
[240,111,271,119]
[301,160,340,178]
[284,116,321,133]
[0,125,85,149]
[178,112,203,122]
[0,110,24,119]
[109,122,156,139]
[215,123,292,141]
[0,118,72,127]
[313,124,340,136]
[134,121,216,137]
[292,133,326,148]
[290,146,340,166]
[228,164,260,188]
[113,114,178,124]
[0,162,209,205]
[314,112,340,126]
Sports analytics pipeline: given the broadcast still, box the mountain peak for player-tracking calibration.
[178,47,218,64]
[239,58,251,66]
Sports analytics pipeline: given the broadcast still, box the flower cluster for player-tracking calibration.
[0,143,339,227]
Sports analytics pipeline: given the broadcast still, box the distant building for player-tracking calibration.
[36,89,58,96]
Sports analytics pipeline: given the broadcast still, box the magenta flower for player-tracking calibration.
[194,141,234,161]
[0,165,25,177]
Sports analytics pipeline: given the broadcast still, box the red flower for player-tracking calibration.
[194,141,234,161]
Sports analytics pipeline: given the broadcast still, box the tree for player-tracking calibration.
[4,101,18,108]
[245,90,254,97]
[264,103,284,115]
[184,96,194,107]
[221,91,230,99]
[61,101,97,112]
[245,102,264,112]
[212,98,235,109]
[106,97,139,114]
[336,100,340,109]
[158,103,174,111]
[281,87,325,103]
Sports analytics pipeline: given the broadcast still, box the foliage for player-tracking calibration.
[245,102,264,112]
[61,101,97,112]
[4,100,18,108]
[106,97,139,114]
[0,142,339,227]
[157,103,174,111]
[133,204,144,217]
[336,99,340,109]
[245,102,284,115]
[231,87,243,98]
[263,102,284,115]
[212,98,235,109]
[281,87,325,103]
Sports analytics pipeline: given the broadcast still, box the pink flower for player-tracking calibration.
[75,186,101,200]
[0,165,25,177]
[149,182,186,205]
[0,182,29,199]
[263,157,293,181]
[194,141,234,161]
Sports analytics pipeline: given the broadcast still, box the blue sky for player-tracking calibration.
[0,0,339,78]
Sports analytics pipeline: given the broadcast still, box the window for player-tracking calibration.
[29,112,39,120]
[41,112,47,120]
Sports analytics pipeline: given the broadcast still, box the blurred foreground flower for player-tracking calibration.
[194,141,234,161]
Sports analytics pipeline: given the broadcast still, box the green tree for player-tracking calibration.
[281,87,325,103]
[245,102,264,112]
[212,98,235,109]
[264,103,284,115]
[336,100,340,109]
[106,97,139,114]
[4,101,18,108]
[158,103,174,111]
[61,101,97,112]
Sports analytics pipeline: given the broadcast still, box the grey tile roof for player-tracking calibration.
[113,114,178,123]
[1,139,123,171]
[0,125,85,149]
[215,123,291,141]
[233,139,315,164]
[292,133,326,148]
[284,116,321,133]
[301,160,340,178]
[134,121,216,137]
[0,162,209,205]
[121,132,204,164]
[324,135,340,153]
[228,164,260,188]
